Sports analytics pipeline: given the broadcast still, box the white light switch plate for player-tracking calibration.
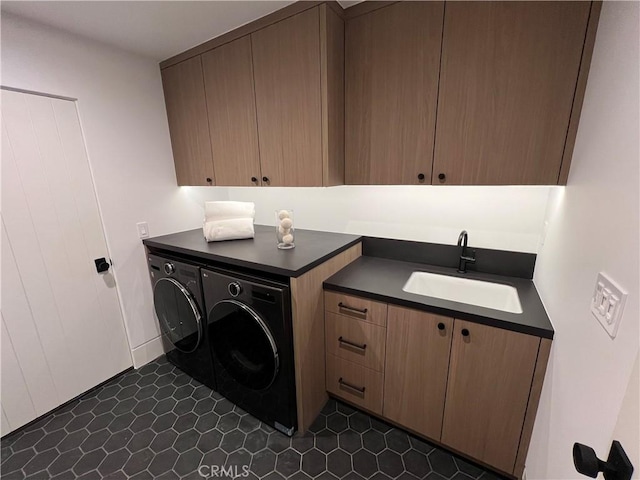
[136,222,149,239]
[591,272,627,338]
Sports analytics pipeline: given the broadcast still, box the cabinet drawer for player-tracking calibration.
[326,354,383,415]
[325,312,386,372]
[324,291,387,327]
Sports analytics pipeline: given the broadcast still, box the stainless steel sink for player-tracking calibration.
[402,271,523,314]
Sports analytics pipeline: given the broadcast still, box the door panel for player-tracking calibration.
[433,1,591,185]
[161,57,214,186]
[202,36,262,186]
[441,320,539,473]
[383,306,452,440]
[1,89,132,434]
[345,2,444,185]
[252,8,322,187]
[1,314,38,431]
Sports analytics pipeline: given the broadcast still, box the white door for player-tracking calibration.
[1,89,132,435]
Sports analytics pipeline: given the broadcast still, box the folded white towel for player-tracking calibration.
[204,201,255,222]
[203,218,255,242]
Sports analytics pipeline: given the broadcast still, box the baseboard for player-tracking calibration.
[131,335,166,368]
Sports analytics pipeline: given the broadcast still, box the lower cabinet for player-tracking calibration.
[324,291,550,478]
[441,320,540,473]
[383,306,452,441]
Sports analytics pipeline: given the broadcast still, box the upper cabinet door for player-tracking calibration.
[161,57,214,186]
[345,2,444,185]
[433,2,591,185]
[252,8,323,187]
[202,37,262,187]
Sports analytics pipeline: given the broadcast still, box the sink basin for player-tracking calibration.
[402,272,523,314]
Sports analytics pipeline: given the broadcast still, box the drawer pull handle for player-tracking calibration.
[338,377,366,394]
[338,302,368,316]
[338,336,367,351]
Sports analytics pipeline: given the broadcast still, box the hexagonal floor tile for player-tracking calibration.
[326,449,351,478]
[302,448,326,477]
[353,449,378,479]
[244,429,269,454]
[251,449,277,476]
[275,448,301,477]
[221,430,247,454]
[378,449,405,478]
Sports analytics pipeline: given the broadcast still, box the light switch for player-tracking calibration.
[590,272,627,338]
[136,222,149,239]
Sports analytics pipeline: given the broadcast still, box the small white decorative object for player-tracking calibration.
[275,209,295,249]
[280,218,293,229]
[278,210,290,220]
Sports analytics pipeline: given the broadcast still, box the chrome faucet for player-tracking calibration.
[457,230,476,273]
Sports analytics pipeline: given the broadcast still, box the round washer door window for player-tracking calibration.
[209,299,279,390]
[153,277,202,353]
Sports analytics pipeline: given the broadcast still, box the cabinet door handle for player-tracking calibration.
[262,176,270,184]
[417,173,425,182]
[251,176,258,183]
[437,322,445,331]
[437,173,446,183]
[206,177,213,184]
[338,302,368,316]
[338,336,367,351]
[461,328,470,337]
[339,377,366,394]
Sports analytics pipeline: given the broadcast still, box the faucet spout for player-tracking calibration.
[457,230,468,248]
[457,230,476,273]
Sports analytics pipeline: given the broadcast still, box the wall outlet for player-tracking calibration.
[590,272,627,338]
[136,222,149,239]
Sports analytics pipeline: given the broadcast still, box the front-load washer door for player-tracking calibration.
[153,277,202,353]
[209,299,279,390]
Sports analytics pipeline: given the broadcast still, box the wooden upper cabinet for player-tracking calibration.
[345,2,444,185]
[383,306,452,441]
[441,320,540,474]
[161,57,214,186]
[202,37,261,187]
[251,8,323,187]
[433,2,591,185]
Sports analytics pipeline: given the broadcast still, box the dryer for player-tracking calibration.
[148,254,216,390]
[201,267,297,436]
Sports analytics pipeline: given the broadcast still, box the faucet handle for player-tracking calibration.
[463,248,476,263]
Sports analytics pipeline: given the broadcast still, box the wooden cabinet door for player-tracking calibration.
[442,320,540,474]
[433,2,591,185]
[345,2,444,185]
[202,36,261,187]
[383,306,453,441]
[251,8,322,187]
[161,57,214,186]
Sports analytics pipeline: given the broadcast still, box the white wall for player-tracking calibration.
[529,2,640,478]
[226,186,554,253]
[1,14,225,366]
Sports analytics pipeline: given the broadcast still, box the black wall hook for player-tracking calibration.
[573,441,634,480]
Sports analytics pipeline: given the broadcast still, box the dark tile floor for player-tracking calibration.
[1,357,502,480]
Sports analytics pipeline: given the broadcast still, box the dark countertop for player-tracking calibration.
[143,225,362,278]
[324,256,554,339]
